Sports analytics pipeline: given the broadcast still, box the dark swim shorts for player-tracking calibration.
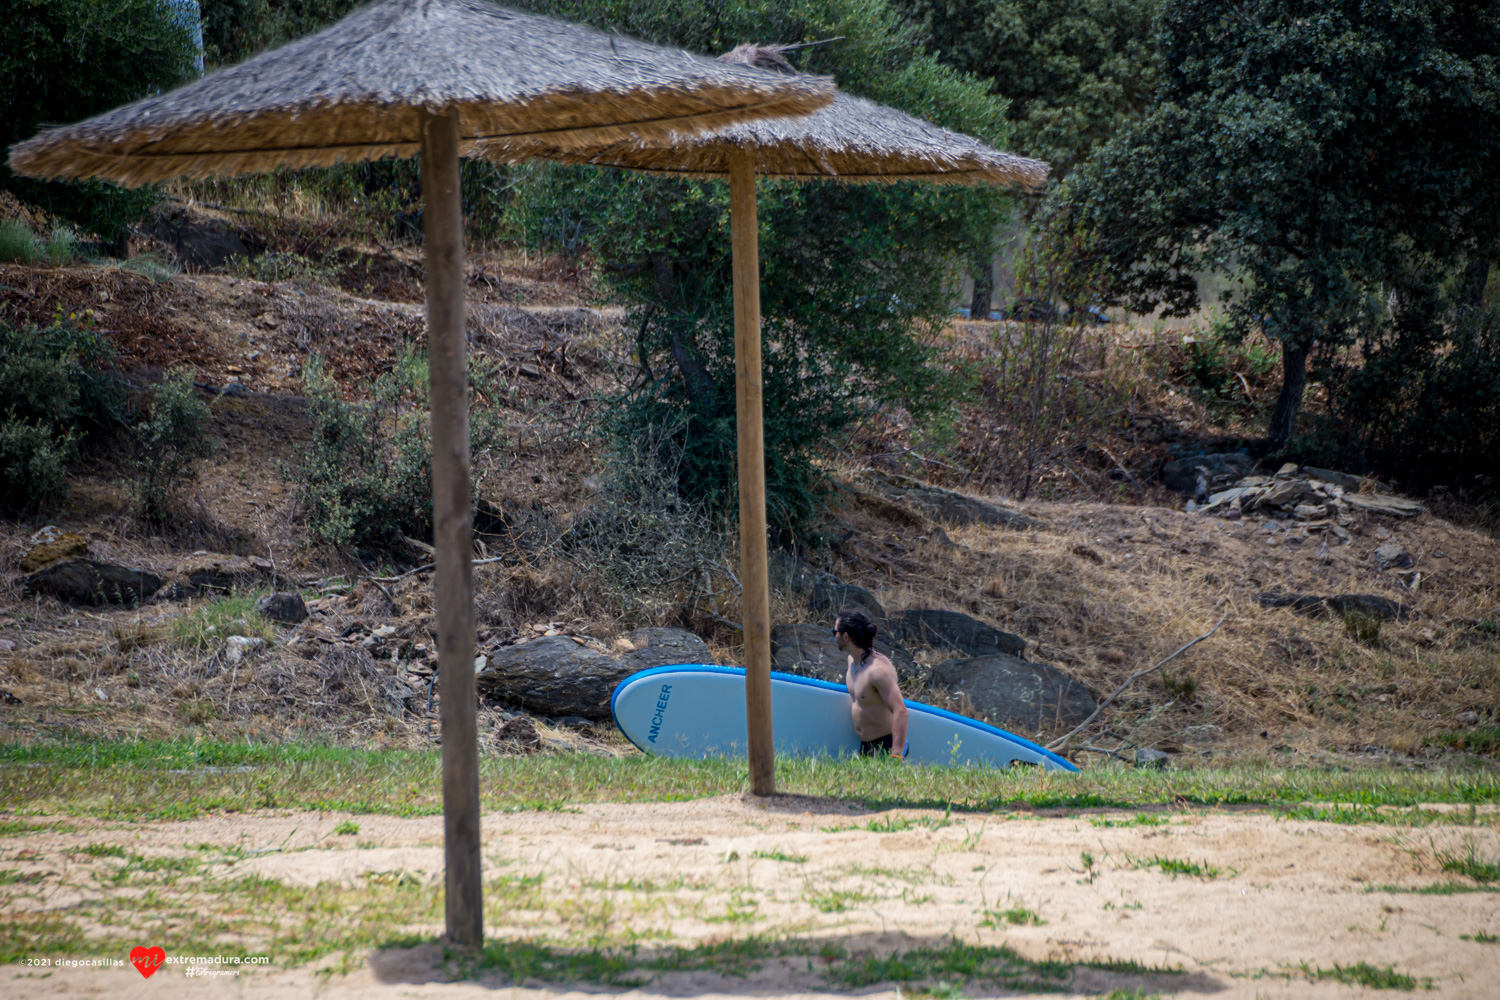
[860,734,905,757]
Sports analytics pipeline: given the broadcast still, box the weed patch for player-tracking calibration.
[1300,961,1429,990]
[1127,854,1223,879]
[981,905,1045,927]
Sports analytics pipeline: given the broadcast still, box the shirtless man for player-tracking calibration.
[835,609,909,760]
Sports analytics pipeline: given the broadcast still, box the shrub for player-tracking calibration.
[0,315,122,511]
[133,369,215,522]
[0,221,87,266]
[291,353,505,552]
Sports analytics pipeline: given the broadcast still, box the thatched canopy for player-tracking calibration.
[7,1,833,188]
[495,44,1048,188]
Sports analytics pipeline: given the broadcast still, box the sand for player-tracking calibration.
[4,795,1498,998]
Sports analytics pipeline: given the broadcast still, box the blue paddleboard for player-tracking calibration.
[610,665,1077,771]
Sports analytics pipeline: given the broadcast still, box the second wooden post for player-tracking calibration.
[420,107,483,945]
[729,148,775,796]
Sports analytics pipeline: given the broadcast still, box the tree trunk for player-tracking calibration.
[1267,340,1309,451]
[970,254,994,320]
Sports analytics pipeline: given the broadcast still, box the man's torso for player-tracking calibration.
[846,652,897,741]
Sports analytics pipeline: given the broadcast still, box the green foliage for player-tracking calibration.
[893,0,1162,177]
[1050,0,1500,448]
[1425,726,1500,756]
[507,0,1015,532]
[0,220,90,267]
[0,314,122,511]
[1300,961,1426,991]
[200,0,363,65]
[291,353,505,551]
[1,1,199,247]
[133,369,215,522]
[169,593,276,650]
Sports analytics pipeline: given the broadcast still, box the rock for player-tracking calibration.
[494,715,542,753]
[769,624,921,688]
[1134,748,1169,770]
[255,592,308,624]
[154,554,275,599]
[1302,467,1388,492]
[224,636,266,664]
[928,653,1096,733]
[0,639,15,654]
[22,559,164,606]
[617,627,713,673]
[477,636,627,719]
[152,210,263,270]
[382,677,420,717]
[1325,594,1412,621]
[769,551,841,596]
[893,609,1025,659]
[1257,592,1412,621]
[1345,493,1425,517]
[859,470,1042,529]
[1375,542,1413,569]
[0,689,21,705]
[19,527,89,572]
[1161,452,1253,495]
[808,581,886,623]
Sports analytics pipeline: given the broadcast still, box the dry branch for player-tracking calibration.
[1046,610,1228,752]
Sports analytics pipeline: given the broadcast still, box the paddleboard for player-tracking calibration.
[610,664,1077,772]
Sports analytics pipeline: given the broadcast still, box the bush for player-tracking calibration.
[133,369,215,522]
[291,353,505,552]
[0,315,122,511]
[2,1,200,248]
[0,220,87,267]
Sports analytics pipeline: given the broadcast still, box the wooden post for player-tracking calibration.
[729,148,774,796]
[420,107,483,947]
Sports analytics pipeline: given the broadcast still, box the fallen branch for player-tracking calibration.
[369,555,510,584]
[1046,610,1228,752]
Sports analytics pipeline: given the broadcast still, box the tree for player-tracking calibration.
[508,0,1019,531]
[1048,0,1500,449]
[1,1,199,249]
[893,0,1161,179]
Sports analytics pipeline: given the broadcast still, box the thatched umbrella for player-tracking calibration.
[8,2,832,946]
[500,45,1048,795]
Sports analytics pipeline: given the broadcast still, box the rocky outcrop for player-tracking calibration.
[929,653,1096,733]
[22,559,164,606]
[807,581,886,623]
[769,623,920,688]
[616,627,712,672]
[1161,452,1254,496]
[477,636,630,719]
[256,592,308,624]
[1257,592,1412,621]
[859,470,1041,530]
[893,609,1025,659]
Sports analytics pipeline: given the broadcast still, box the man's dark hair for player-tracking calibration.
[835,608,878,654]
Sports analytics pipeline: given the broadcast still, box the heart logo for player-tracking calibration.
[130,945,165,979]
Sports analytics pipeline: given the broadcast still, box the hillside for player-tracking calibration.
[1,218,1497,767]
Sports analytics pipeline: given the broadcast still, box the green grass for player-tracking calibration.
[807,887,872,913]
[0,221,84,266]
[1279,804,1496,826]
[1089,812,1167,828]
[981,906,1044,927]
[169,595,278,651]
[1127,855,1223,879]
[333,820,360,836]
[1434,839,1500,883]
[0,738,1496,823]
[1461,931,1499,943]
[1425,725,1500,755]
[749,848,807,863]
[1300,961,1429,990]
[1368,882,1500,895]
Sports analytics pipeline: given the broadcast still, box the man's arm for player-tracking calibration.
[878,671,909,759]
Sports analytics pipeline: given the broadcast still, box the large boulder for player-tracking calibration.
[256,592,309,624]
[860,471,1041,530]
[807,580,886,624]
[19,527,89,573]
[152,210,263,271]
[477,636,626,719]
[617,627,713,672]
[894,609,1025,659]
[1161,451,1254,496]
[929,653,1095,734]
[770,623,920,688]
[22,559,163,606]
